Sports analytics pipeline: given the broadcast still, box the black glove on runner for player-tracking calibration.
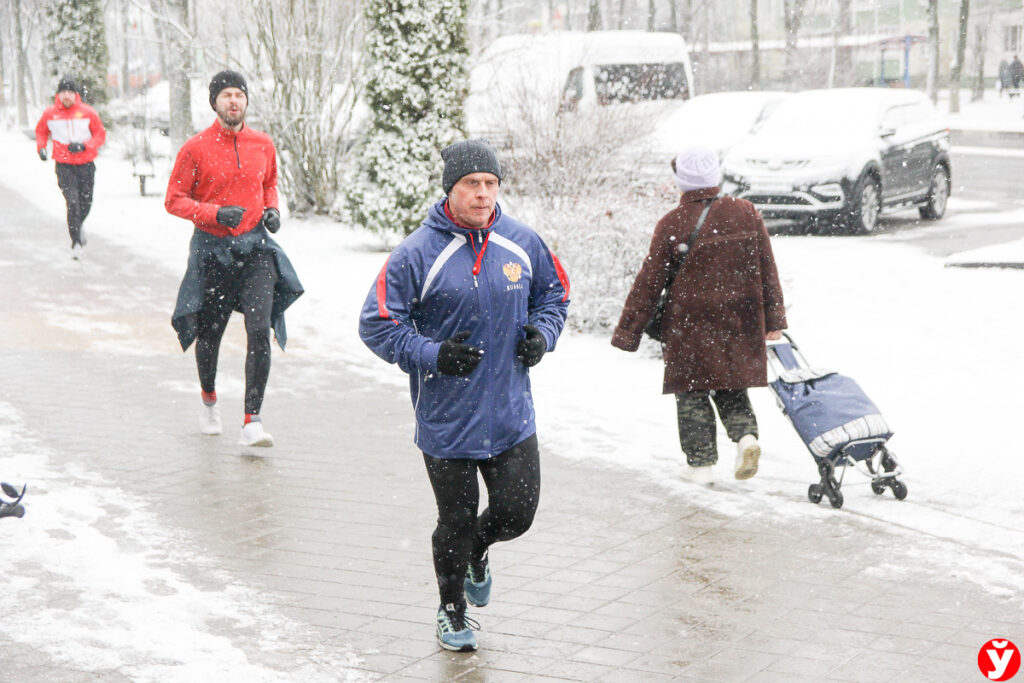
[437,331,484,377]
[216,205,246,229]
[260,207,281,233]
[68,142,86,153]
[516,324,547,367]
[38,149,47,161]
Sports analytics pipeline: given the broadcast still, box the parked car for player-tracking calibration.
[619,90,789,189]
[466,30,694,146]
[720,88,951,234]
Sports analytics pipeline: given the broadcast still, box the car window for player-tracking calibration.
[593,63,689,105]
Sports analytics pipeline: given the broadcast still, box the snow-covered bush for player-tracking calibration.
[245,0,363,217]
[493,85,673,333]
[43,0,109,104]
[346,0,469,241]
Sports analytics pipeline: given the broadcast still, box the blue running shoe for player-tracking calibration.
[436,602,479,652]
[464,550,492,607]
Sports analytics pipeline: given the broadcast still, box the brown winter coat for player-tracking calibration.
[611,186,787,394]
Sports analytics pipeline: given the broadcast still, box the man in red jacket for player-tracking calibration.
[35,75,106,259]
[165,70,303,448]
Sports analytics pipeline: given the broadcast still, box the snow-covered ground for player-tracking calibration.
[2,89,1023,671]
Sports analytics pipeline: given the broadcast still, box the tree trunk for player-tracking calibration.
[926,0,939,103]
[949,0,969,113]
[587,0,603,31]
[835,0,852,87]
[648,0,655,31]
[749,0,760,89]
[154,0,193,150]
[971,21,987,102]
[783,0,806,88]
[669,0,678,34]
[13,0,29,127]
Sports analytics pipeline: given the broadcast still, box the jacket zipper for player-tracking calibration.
[233,136,241,169]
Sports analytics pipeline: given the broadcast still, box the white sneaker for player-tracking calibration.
[239,421,274,447]
[735,434,761,480]
[684,465,715,486]
[199,401,222,435]
[71,243,84,260]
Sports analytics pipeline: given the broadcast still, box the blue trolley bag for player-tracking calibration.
[768,342,892,462]
[766,334,906,509]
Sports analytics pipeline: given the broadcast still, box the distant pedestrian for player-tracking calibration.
[1011,55,1024,89]
[165,70,303,448]
[998,60,1011,96]
[359,139,570,652]
[34,75,106,259]
[611,146,787,486]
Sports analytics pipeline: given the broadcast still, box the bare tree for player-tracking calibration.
[949,0,969,113]
[971,18,988,102]
[834,0,852,87]
[13,0,29,125]
[245,0,363,216]
[131,0,193,150]
[749,0,760,89]
[783,0,806,88]
[647,0,655,31]
[926,0,939,103]
[587,0,603,31]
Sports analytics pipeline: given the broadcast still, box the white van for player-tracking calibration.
[467,31,694,138]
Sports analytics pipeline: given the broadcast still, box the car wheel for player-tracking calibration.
[847,174,881,234]
[918,165,950,220]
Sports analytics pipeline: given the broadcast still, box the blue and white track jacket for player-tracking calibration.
[359,198,571,459]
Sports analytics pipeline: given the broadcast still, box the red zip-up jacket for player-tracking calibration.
[164,121,279,238]
[35,92,106,164]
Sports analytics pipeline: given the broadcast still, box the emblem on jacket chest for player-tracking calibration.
[503,262,522,282]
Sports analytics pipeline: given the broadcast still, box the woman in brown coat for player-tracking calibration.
[611,146,787,485]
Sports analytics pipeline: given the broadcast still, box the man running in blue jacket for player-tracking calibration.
[359,139,570,652]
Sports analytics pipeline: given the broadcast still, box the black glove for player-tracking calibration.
[260,207,281,233]
[68,142,86,153]
[437,331,484,377]
[38,149,47,161]
[216,205,246,229]
[516,324,547,367]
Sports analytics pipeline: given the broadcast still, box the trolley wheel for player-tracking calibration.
[828,489,844,509]
[881,451,897,472]
[871,480,887,495]
[808,484,823,504]
[890,479,908,500]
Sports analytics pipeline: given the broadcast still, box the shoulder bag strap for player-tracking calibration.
[663,196,718,291]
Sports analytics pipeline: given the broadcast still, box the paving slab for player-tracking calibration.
[0,180,1020,682]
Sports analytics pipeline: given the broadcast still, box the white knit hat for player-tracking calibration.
[672,146,721,192]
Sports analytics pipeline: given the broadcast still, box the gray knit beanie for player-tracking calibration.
[441,139,502,194]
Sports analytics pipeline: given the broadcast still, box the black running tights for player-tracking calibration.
[423,434,540,605]
[55,162,95,247]
[195,250,277,415]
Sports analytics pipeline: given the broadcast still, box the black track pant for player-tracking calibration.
[55,162,95,247]
[195,249,278,415]
[676,389,758,467]
[423,434,541,605]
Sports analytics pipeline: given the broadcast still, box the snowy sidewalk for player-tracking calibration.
[0,178,1019,683]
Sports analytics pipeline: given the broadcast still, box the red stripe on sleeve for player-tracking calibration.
[375,256,394,320]
[550,250,570,302]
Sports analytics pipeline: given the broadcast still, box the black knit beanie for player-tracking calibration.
[208,70,249,110]
[441,139,502,194]
[56,75,78,94]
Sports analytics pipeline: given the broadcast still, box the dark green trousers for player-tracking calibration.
[675,389,758,467]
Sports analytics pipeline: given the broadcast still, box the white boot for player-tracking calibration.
[734,434,761,480]
[239,420,274,447]
[684,465,714,486]
[199,400,222,435]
